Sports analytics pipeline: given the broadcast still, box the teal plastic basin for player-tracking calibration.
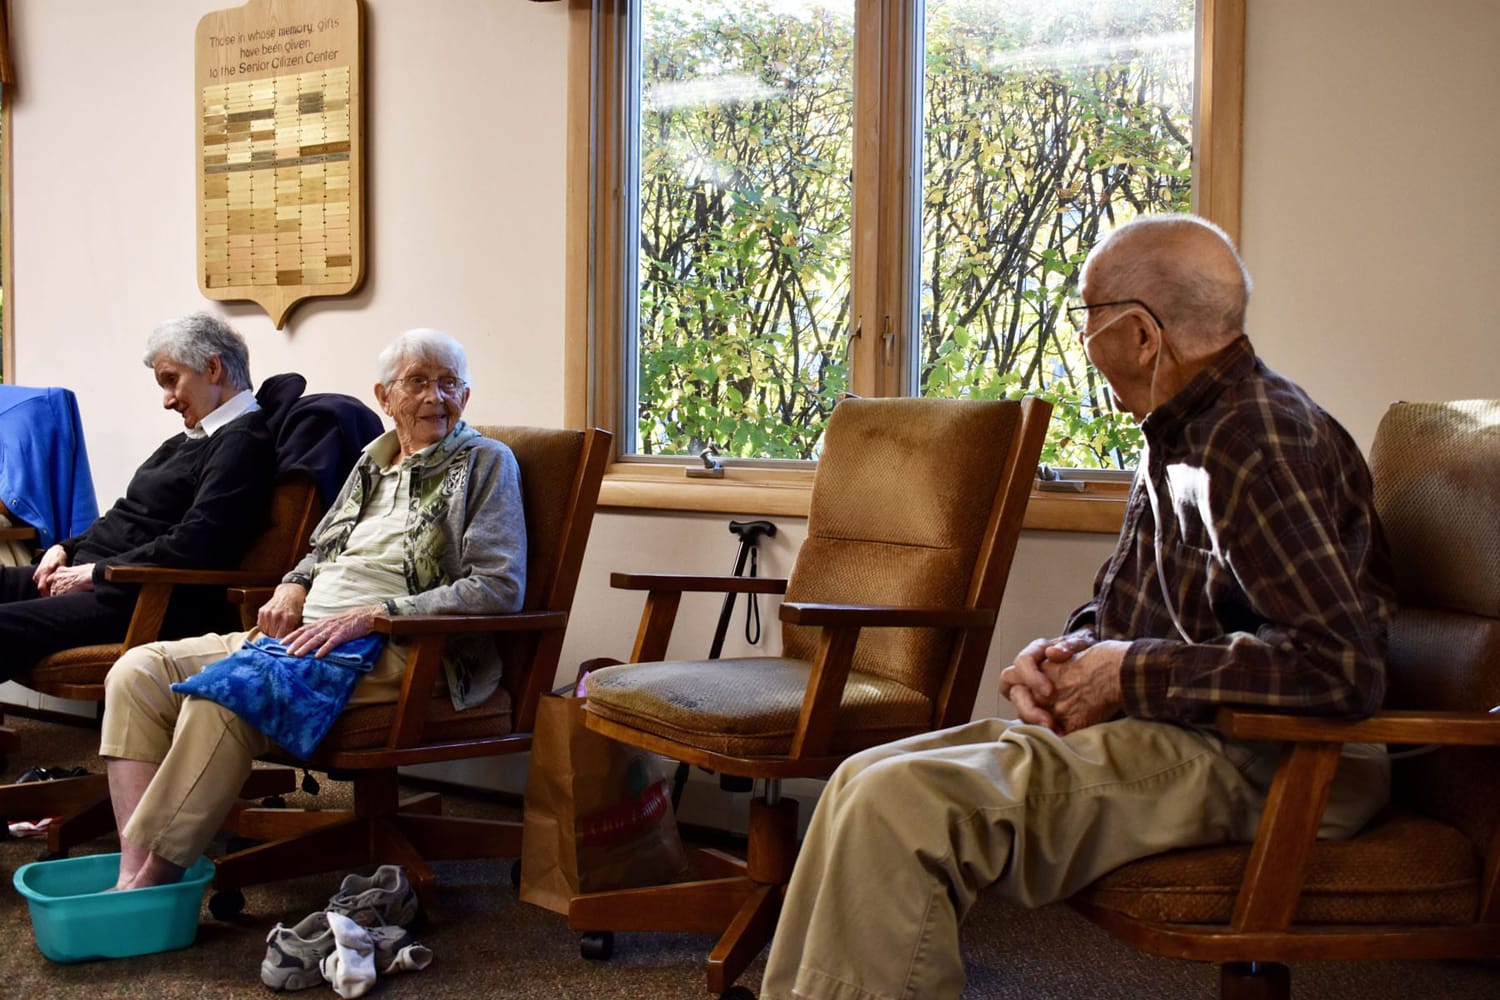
[13,852,216,963]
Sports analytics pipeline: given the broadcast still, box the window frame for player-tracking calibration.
[565,0,1244,531]
[1,88,11,384]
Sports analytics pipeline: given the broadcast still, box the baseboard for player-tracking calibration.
[0,699,101,729]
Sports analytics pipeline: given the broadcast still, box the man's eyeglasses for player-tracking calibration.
[395,375,467,397]
[1065,298,1165,330]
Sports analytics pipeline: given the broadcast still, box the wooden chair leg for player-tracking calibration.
[1220,962,1291,1000]
[0,773,108,820]
[569,876,760,935]
[215,816,369,892]
[46,791,114,854]
[707,882,782,995]
[396,813,523,861]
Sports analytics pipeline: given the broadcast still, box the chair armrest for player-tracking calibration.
[103,566,288,588]
[365,611,569,748]
[0,526,36,542]
[780,602,995,629]
[228,587,278,606]
[1216,706,1500,931]
[1216,707,1500,747]
[617,574,788,663]
[610,571,789,594]
[372,610,569,636]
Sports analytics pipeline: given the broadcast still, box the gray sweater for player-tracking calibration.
[285,421,527,709]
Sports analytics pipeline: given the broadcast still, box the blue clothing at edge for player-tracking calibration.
[0,385,98,548]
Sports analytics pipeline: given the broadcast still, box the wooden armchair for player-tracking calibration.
[566,396,1051,996]
[0,477,323,855]
[211,425,611,913]
[1071,398,1500,1000]
[0,376,382,854]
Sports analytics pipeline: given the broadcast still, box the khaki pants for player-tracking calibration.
[760,716,1390,1000]
[99,629,409,868]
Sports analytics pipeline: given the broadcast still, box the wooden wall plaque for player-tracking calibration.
[196,0,363,328]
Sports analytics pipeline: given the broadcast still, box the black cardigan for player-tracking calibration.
[60,409,275,581]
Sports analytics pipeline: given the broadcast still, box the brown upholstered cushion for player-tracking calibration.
[1077,812,1478,926]
[319,685,514,751]
[1387,608,1500,851]
[1385,571,1500,853]
[30,644,123,686]
[584,657,933,757]
[782,398,1021,697]
[1370,399,1500,617]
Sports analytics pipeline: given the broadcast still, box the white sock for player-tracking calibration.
[321,911,377,999]
[381,942,434,975]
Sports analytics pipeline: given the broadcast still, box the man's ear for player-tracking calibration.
[204,354,226,385]
[373,382,392,414]
[1131,314,1160,367]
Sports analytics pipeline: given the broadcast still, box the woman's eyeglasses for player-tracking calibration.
[396,375,466,397]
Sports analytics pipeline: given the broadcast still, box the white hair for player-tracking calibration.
[375,329,471,387]
[141,312,253,390]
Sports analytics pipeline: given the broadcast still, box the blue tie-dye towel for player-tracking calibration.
[171,633,386,758]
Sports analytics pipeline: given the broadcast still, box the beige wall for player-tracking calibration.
[1238,0,1500,450]
[5,1,1497,806]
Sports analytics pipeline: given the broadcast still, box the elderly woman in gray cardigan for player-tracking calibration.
[101,329,526,890]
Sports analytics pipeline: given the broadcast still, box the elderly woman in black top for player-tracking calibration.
[0,312,273,681]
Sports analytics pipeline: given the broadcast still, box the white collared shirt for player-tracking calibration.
[184,388,260,439]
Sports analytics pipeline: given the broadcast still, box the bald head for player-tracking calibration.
[1081,215,1252,354]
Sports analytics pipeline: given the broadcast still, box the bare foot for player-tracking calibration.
[117,853,185,890]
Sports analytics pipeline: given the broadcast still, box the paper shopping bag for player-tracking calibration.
[519,684,692,914]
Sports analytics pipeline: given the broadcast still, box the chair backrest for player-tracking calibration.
[473,425,612,730]
[235,476,322,578]
[1371,399,1500,849]
[781,396,1049,726]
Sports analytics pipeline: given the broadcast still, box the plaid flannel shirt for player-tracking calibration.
[1066,336,1395,724]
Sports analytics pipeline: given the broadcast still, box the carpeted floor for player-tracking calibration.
[1,709,1497,1000]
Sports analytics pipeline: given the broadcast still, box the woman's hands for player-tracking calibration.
[257,583,308,639]
[33,545,93,595]
[280,604,386,657]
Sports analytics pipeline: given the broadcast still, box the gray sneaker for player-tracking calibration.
[327,865,418,928]
[368,923,420,972]
[261,911,336,991]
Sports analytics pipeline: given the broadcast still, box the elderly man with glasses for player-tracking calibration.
[100,328,527,892]
[761,215,1396,1000]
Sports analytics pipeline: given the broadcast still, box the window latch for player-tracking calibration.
[1035,464,1086,493]
[881,316,895,366]
[687,443,725,479]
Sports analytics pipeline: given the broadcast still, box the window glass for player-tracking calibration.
[916,0,1194,468]
[623,0,1197,468]
[633,1,855,460]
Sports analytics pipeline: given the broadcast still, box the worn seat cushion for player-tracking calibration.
[1077,812,1478,925]
[583,657,933,757]
[315,685,514,752]
[30,644,123,686]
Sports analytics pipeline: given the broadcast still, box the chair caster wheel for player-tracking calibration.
[36,848,68,862]
[509,858,521,889]
[209,889,245,920]
[720,987,756,1000]
[579,931,614,961]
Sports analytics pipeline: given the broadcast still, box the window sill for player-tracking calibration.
[597,464,1127,534]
